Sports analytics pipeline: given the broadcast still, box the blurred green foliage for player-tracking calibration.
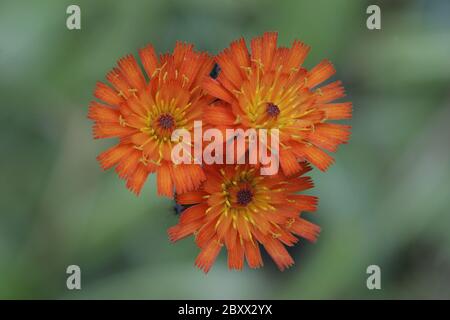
[1,0,450,299]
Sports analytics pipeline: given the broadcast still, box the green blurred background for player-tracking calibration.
[1,0,450,299]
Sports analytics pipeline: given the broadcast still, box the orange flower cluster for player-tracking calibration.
[89,32,352,273]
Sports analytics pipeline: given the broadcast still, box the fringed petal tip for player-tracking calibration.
[195,240,222,274]
[167,225,181,243]
[292,218,321,243]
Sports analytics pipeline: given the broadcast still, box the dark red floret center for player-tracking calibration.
[236,188,253,206]
[266,102,280,117]
[158,114,175,130]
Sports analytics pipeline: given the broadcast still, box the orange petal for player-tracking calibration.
[280,148,301,176]
[124,113,147,130]
[301,145,334,171]
[203,78,235,103]
[277,228,299,247]
[315,80,345,103]
[139,44,159,78]
[308,123,351,152]
[307,59,335,88]
[157,164,174,197]
[160,142,173,162]
[216,49,243,89]
[171,164,206,195]
[118,54,146,90]
[250,35,263,67]
[229,38,250,74]
[106,68,131,98]
[260,32,278,73]
[121,132,150,146]
[125,95,148,118]
[126,163,149,195]
[227,238,244,270]
[282,40,310,73]
[203,170,223,194]
[168,204,208,242]
[287,195,318,212]
[196,215,220,248]
[97,144,132,170]
[261,236,294,271]
[317,102,352,120]
[244,240,263,269]
[223,221,238,250]
[179,203,208,225]
[195,238,222,273]
[172,42,194,68]
[235,215,252,241]
[176,191,207,205]
[92,122,136,139]
[283,176,314,193]
[168,222,199,243]
[203,104,236,126]
[194,56,215,90]
[94,82,122,106]
[142,139,159,158]
[88,101,120,122]
[290,217,321,243]
[115,149,141,179]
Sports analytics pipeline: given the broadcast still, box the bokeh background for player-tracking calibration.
[1,0,450,299]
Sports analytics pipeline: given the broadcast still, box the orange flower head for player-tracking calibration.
[89,42,214,197]
[203,32,352,175]
[168,164,320,272]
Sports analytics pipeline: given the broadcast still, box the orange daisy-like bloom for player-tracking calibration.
[203,32,352,175]
[168,164,320,272]
[89,43,214,197]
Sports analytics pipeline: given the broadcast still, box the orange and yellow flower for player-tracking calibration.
[89,34,353,273]
[168,163,320,272]
[89,42,214,197]
[203,32,352,175]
